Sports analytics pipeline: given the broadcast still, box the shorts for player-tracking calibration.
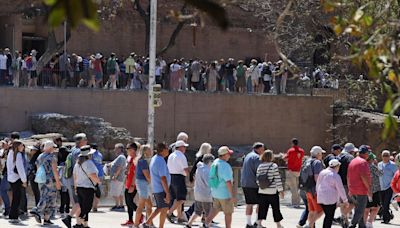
[306,192,323,213]
[154,192,169,209]
[30,70,37,78]
[213,198,234,214]
[194,201,212,216]
[343,185,356,205]
[170,174,187,201]
[95,72,103,80]
[243,187,260,205]
[252,78,259,86]
[136,178,150,199]
[366,192,381,208]
[109,180,124,197]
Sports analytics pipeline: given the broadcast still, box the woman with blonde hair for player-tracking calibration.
[133,144,154,227]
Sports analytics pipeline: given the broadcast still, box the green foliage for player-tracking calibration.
[325,0,400,140]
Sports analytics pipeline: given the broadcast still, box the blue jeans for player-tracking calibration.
[226,75,235,91]
[246,77,252,93]
[0,176,11,214]
[298,190,308,226]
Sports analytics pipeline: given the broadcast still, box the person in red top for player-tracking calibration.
[391,154,400,204]
[121,142,139,226]
[347,145,371,228]
[284,138,304,207]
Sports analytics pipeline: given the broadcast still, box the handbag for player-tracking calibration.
[34,165,46,184]
[257,164,274,189]
[80,163,101,198]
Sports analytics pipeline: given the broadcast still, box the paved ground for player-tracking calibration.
[1,204,400,228]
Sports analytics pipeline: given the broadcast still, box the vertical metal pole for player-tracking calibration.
[64,21,67,56]
[147,0,157,150]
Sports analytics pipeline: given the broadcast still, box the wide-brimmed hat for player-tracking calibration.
[79,145,91,157]
[175,140,189,148]
[95,53,102,59]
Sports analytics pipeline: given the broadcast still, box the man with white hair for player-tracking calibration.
[301,146,325,228]
[378,150,397,224]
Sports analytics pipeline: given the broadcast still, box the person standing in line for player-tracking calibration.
[378,150,397,224]
[206,62,218,92]
[347,145,372,228]
[28,49,38,88]
[284,138,304,208]
[241,142,264,228]
[141,143,171,228]
[316,159,349,228]
[134,144,154,227]
[89,144,103,212]
[204,146,235,228]
[73,145,101,228]
[255,150,285,228]
[121,142,139,226]
[124,53,136,89]
[167,140,190,224]
[186,154,215,228]
[109,143,127,211]
[364,153,382,228]
[235,60,246,93]
[31,141,61,225]
[7,140,27,224]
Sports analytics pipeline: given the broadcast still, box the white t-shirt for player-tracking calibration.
[170,63,182,72]
[155,66,162,76]
[167,150,188,176]
[73,160,98,189]
[0,54,7,70]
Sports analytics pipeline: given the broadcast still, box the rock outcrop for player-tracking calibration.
[31,113,136,160]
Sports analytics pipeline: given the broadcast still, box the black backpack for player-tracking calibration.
[299,158,316,191]
[257,164,274,189]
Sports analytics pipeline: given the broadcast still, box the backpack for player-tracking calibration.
[26,56,33,70]
[64,153,74,179]
[209,163,220,188]
[257,164,274,189]
[299,158,316,191]
[262,66,272,76]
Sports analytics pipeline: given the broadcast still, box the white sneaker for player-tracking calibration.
[296,225,303,228]
[366,222,373,228]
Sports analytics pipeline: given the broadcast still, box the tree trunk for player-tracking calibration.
[37,25,71,75]
[157,21,186,56]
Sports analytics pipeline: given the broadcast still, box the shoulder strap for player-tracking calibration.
[80,163,96,187]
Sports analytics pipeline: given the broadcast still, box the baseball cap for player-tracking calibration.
[310,146,326,157]
[175,140,189,148]
[358,145,369,154]
[253,142,264,149]
[218,146,233,156]
[329,159,341,167]
[73,133,87,142]
[368,153,377,161]
[43,140,56,150]
[343,143,358,153]
[331,144,342,151]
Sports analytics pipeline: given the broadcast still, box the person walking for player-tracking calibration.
[7,140,27,224]
[241,142,264,228]
[316,159,349,228]
[27,144,41,207]
[58,146,70,217]
[141,143,171,228]
[347,145,372,228]
[284,138,304,208]
[73,145,101,228]
[121,142,138,226]
[300,146,325,228]
[390,154,400,212]
[134,144,153,227]
[364,153,382,228]
[323,144,342,168]
[255,150,285,228]
[378,150,397,224]
[89,143,103,212]
[167,140,190,224]
[109,143,127,211]
[186,154,215,228]
[204,146,235,228]
[0,139,11,217]
[31,140,61,225]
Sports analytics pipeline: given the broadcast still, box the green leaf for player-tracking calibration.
[83,19,100,32]
[44,0,57,5]
[384,99,392,113]
[48,6,65,27]
[362,15,373,26]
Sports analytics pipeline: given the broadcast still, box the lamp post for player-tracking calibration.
[147,0,158,150]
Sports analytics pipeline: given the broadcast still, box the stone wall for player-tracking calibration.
[0,88,333,153]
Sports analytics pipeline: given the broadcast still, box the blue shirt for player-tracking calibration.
[150,155,170,193]
[91,150,104,177]
[210,158,233,199]
[241,151,261,188]
[136,158,149,180]
[378,161,398,190]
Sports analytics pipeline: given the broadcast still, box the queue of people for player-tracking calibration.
[1,130,400,228]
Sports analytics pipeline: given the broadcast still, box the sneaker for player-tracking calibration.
[19,212,29,220]
[117,206,126,212]
[246,225,254,228]
[44,220,54,225]
[32,212,41,224]
[110,206,119,211]
[62,216,72,228]
[177,218,187,224]
[92,208,98,212]
[366,222,373,228]
[185,225,192,228]
[73,225,84,228]
[9,219,21,224]
[139,223,150,228]
[121,220,134,226]
[296,225,303,228]
[166,214,175,224]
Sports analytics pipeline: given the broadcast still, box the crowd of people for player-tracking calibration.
[0,48,326,94]
[0,131,400,228]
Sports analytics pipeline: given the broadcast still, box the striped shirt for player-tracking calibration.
[256,162,283,195]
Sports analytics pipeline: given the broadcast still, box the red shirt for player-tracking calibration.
[391,170,400,202]
[125,156,136,189]
[286,146,305,172]
[347,156,371,195]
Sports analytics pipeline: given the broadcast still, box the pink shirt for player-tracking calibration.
[316,168,348,205]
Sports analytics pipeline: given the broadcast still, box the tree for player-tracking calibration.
[324,0,400,139]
